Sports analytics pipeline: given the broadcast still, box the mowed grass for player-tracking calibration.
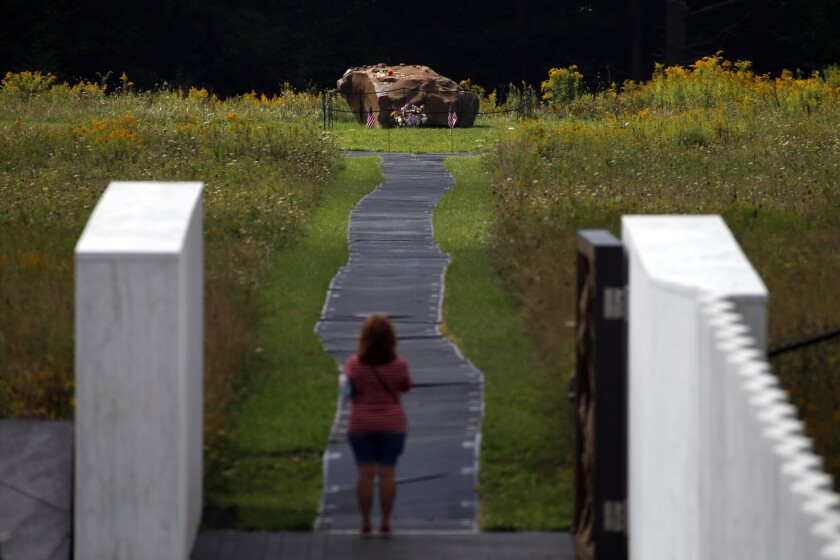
[436,157,573,530]
[204,157,382,529]
[329,118,510,154]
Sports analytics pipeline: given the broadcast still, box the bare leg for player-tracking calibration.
[377,466,396,530]
[356,464,376,530]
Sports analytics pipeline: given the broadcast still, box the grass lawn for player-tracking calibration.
[329,119,511,153]
[204,156,383,529]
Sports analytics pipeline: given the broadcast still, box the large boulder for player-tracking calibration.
[337,64,479,128]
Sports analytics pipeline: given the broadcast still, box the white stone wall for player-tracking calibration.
[75,182,203,560]
[623,215,840,559]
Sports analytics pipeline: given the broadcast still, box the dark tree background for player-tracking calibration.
[1,0,838,96]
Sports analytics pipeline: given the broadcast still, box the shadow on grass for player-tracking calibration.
[202,506,315,531]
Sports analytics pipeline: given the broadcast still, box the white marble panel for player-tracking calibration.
[623,215,840,559]
[75,182,203,560]
[622,215,768,348]
[622,215,768,560]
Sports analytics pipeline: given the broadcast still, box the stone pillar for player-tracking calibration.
[75,182,203,560]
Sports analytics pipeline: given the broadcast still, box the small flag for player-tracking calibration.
[448,106,458,129]
[366,106,376,129]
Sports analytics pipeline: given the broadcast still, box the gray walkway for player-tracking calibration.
[191,531,575,560]
[315,153,484,532]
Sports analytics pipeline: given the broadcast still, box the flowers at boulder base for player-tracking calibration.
[390,101,428,128]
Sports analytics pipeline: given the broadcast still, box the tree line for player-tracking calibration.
[2,0,838,96]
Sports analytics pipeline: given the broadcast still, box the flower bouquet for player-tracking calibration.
[390,101,428,128]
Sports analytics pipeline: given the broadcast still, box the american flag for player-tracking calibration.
[448,106,458,129]
[366,107,376,129]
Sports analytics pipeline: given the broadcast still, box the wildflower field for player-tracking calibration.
[0,72,342,500]
[2,56,839,530]
[487,56,840,495]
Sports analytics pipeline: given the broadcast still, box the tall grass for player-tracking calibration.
[489,56,840,490]
[0,74,341,488]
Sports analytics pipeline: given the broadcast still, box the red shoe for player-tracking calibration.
[361,524,373,537]
[379,524,392,537]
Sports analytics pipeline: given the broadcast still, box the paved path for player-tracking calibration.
[315,153,483,531]
[191,531,575,560]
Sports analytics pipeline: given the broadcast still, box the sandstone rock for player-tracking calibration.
[337,64,479,128]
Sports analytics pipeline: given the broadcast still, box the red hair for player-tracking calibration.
[357,315,397,365]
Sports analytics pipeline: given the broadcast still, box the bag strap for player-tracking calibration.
[370,365,398,403]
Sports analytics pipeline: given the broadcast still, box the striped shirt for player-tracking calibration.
[345,355,411,433]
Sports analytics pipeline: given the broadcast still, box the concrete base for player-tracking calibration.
[0,420,73,560]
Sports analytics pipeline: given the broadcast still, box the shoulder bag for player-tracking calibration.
[371,365,398,403]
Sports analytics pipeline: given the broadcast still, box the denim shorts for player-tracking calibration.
[348,432,406,467]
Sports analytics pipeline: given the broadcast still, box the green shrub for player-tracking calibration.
[540,66,584,109]
[822,65,840,88]
[1,71,57,99]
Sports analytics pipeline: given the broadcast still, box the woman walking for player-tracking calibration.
[344,315,412,536]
